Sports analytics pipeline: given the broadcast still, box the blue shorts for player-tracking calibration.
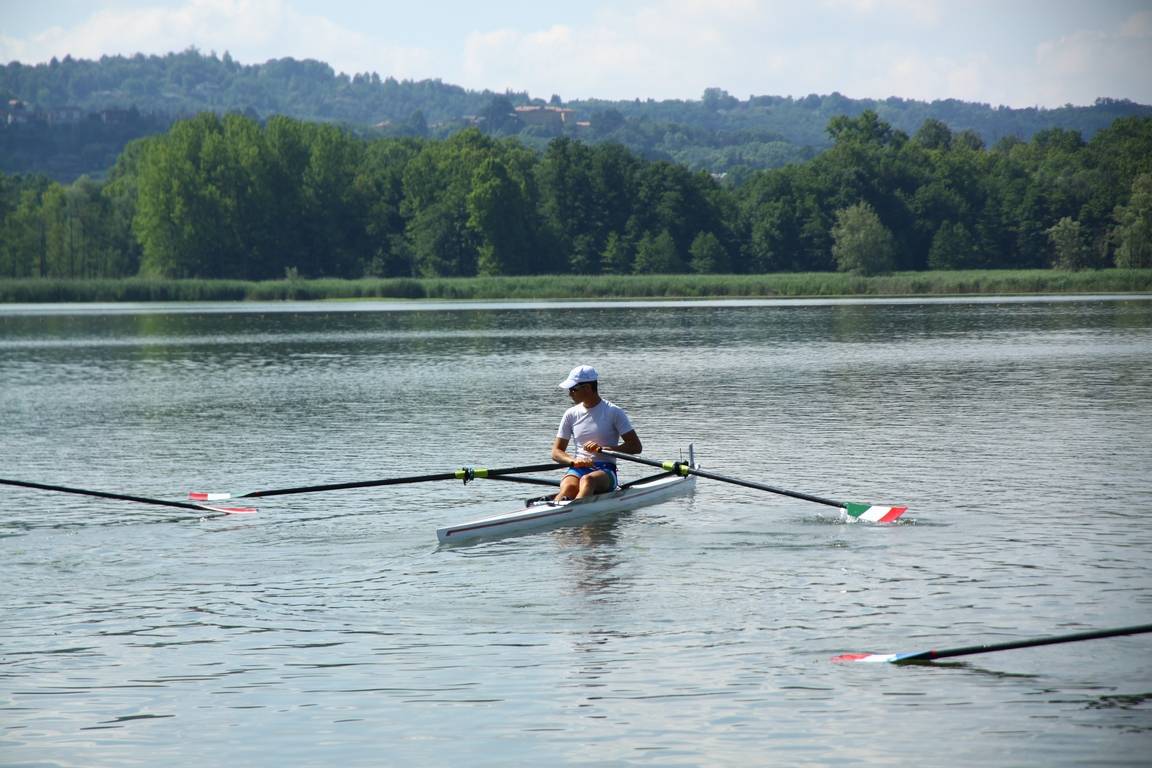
[564,462,619,488]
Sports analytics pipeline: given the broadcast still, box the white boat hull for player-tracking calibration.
[436,471,696,545]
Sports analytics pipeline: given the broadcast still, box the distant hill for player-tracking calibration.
[3,48,1151,181]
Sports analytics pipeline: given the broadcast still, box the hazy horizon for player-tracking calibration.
[2,1,1151,109]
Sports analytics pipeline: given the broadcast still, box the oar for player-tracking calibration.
[832,623,1152,664]
[600,450,906,522]
[0,477,256,515]
[482,475,562,488]
[189,463,565,500]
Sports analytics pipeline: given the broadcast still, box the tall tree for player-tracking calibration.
[537,137,597,272]
[1047,216,1091,270]
[632,230,683,273]
[689,231,729,273]
[0,180,50,277]
[831,201,896,275]
[468,156,537,275]
[1113,174,1152,268]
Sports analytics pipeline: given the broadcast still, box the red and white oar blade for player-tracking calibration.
[189,491,234,501]
[831,652,901,663]
[195,503,257,515]
[843,502,907,523]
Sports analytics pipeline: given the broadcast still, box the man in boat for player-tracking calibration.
[551,365,643,501]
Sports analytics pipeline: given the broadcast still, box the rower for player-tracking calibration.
[550,365,643,501]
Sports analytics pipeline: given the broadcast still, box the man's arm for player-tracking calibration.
[582,429,642,456]
[552,437,574,466]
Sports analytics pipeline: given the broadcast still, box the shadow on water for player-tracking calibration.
[891,659,1043,679]
[1085,691,1152,711]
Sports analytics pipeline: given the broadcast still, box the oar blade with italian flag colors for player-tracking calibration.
[842,502,908,523]
[832,622,1152,664]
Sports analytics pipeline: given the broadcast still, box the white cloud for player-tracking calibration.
[818,0,942,26]
[1120,10,1152,38]
[1032,10,1152,105]
[0,0,431,78]
[460,0,768,99]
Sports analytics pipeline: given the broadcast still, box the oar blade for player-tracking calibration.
[189,491,233,501]
[831,652,899,664]
[842,502,907,523]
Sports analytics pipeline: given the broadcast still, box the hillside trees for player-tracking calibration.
[5,50,1152,183]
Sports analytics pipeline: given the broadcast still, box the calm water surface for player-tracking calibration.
[2,296,1151,766]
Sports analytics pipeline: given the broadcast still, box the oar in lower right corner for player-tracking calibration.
[832,622,1152,664]
[599,449,906,523]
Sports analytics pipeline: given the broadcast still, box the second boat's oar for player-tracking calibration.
[832,622,1152,664]
[600,449,906,522]
[1,477,256,515]
[189,463,565,500]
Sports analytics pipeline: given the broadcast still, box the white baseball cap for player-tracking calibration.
[558,365,598,389]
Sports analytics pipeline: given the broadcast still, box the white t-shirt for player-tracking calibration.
[556,400,635,464]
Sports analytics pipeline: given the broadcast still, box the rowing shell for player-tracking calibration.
[436,470,697,545]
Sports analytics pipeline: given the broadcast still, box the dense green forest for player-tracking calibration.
[3,49,1151,181]
[2,108,1150,281]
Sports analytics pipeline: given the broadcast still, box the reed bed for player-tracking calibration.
[2,270,1150,303]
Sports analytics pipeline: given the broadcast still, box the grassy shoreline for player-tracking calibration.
[2,269,1151,303]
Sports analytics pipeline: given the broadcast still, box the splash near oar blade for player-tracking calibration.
[842,502,908,523]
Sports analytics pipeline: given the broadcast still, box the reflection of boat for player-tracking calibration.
[437,452,698,545]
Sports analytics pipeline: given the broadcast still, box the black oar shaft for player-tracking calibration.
[600,450,845,509]
[240,463,565,498]
[482,475,562,488]
[900,622,1152,662]
[1,477,213,512]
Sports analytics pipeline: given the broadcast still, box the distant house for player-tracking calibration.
[514,105,573,130]
[47,106,84,125]
[3,99,34,125]
[99,108,133,124]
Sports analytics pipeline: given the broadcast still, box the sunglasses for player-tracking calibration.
[568,382,590,393]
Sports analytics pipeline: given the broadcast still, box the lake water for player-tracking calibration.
[2,296,1151,766]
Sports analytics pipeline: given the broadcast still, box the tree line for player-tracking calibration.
[4,49,1151,182]
[2,111,1150,281]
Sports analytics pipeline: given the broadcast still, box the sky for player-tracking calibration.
[1,0,1150,107]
